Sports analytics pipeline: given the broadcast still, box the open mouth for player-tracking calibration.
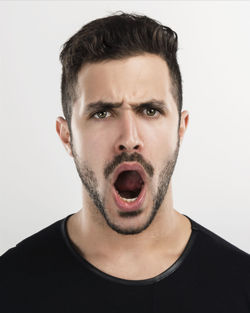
[112,165,147,212]
[114,170,144,202]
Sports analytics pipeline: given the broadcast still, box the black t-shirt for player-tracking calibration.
[0,213,250,313]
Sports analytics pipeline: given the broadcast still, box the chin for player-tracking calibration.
[104,204,154,235]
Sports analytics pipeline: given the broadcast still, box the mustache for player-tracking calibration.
[104,152,154,179]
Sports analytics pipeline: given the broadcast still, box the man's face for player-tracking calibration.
[66,53,187,235]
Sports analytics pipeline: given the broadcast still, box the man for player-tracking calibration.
[0,12,249,313]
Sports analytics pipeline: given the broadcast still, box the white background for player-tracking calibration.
[0,1,249,255]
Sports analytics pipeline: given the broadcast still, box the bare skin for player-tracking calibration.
[56,53,191,280]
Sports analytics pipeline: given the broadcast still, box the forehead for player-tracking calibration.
[76,53,174,107]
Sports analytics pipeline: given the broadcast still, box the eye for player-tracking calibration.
[144,107,159,117]
[93,111,111,119]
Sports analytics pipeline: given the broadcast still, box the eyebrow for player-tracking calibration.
[84,99,168,114]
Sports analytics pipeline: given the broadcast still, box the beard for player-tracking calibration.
[71,136,180,235]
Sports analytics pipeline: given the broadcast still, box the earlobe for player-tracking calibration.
[56,117,73,157]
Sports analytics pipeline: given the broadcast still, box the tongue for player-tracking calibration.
[114,171,143,192]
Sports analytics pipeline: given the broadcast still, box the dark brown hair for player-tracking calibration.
[60,11,182,131]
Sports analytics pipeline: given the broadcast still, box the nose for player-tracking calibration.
[114,110,144,154]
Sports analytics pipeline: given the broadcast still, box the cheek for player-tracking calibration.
[74,126,112,171]
[143,121,177,159]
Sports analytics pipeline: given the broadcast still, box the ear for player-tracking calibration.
[56,116,73,157]
[178,110,189,145]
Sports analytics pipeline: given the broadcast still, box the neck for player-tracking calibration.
[67,183,190,260]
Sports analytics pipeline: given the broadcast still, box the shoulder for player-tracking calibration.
[188,215,250,281]
[191,217,249,256]
[0,216,67,273]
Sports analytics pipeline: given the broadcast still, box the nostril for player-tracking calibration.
[118,144,140,151]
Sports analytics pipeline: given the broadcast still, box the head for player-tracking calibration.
[56,12,189,235]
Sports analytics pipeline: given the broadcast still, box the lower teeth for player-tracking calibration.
[118,193,138,202]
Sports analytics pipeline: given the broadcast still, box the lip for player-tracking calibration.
[111,162,147,186]
[111,162,147,212]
